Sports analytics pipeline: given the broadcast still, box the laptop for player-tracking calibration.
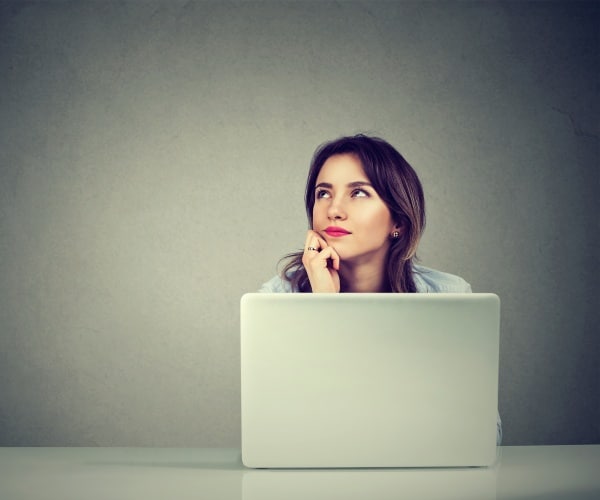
[240,293,500,468]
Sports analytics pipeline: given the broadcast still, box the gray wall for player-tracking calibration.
[0,1,597,446]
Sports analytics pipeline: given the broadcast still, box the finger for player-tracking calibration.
[304,230,314,249]
[305,230,328,254]
[315,245,340,271]
[329,247,341,270]
[308,245,337,268]
[304,245,341,294]
[304,230,321,252]
[314,232,329,249]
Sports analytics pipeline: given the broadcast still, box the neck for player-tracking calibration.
[338,260,390,293]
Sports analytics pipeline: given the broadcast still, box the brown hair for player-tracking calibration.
[280,134,425,292]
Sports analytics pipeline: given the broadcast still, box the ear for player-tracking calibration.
[390,222,404,239]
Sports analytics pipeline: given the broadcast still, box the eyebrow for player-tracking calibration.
[315,181,373,190]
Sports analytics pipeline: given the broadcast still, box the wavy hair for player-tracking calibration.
[280,134,425,292]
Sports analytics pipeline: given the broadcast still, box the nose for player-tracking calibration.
[327,195,347,221]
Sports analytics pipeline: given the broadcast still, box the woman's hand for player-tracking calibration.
[302,230,341,293]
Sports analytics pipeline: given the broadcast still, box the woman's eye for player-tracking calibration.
[316,189,331,199]
[351,189,369,198]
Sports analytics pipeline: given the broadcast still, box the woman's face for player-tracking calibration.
[312,153,398,264]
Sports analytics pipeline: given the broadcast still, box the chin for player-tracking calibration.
[341,247,389,265]
[336,251,365,264]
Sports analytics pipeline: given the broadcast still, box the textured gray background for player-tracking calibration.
[0,1,598,446]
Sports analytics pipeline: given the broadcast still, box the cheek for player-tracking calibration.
[313,202,326,218]
[363,207,393,232]
[311,204,322,226]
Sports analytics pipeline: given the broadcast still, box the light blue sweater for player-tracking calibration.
[259,263,472,293]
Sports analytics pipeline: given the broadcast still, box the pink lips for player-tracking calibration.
[324,226,351,237]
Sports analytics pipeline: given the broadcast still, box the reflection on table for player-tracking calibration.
[0,445,598,500]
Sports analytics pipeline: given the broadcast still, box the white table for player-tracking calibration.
[1,445,598,499]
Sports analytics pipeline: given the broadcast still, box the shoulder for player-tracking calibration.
[258,275,296,293]
[259,266,470,293]
[412,264,472,293]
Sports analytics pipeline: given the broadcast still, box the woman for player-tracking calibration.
[260,134,471,294]
[259,134,502,445]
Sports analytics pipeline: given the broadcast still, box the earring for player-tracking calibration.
[391,230,400,239]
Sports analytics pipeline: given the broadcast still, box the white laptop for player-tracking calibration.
[240,293,500,468]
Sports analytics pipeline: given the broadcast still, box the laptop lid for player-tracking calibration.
[240,293,500,468]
